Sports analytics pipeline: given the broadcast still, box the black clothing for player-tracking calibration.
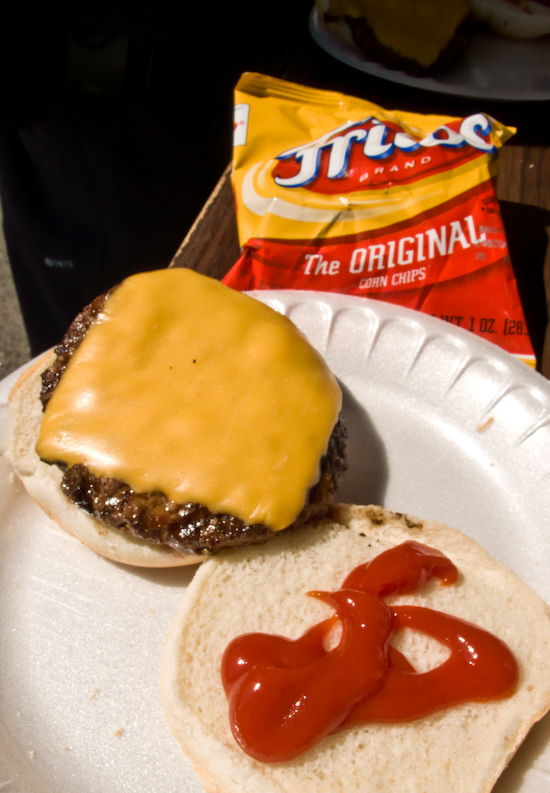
[0,2,308,354]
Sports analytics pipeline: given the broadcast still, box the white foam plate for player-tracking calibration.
[1,291,550,792]
[309,7,550,102]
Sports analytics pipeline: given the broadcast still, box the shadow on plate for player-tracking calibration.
[336,382,388,508]
[493,710,550,793]
[114,558,201,589]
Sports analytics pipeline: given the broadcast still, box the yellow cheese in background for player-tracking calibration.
[325,0,469,66]
[36,269,342,531]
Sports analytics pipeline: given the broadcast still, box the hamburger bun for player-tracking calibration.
[5,350,192,567]
[160,503,550,793]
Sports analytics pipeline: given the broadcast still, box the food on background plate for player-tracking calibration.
[315,0,474,74]
[4,268,346,568]
[470,0,550,38]
[314,0,550,75]
[226,73,536,368]
[160,503,550,793]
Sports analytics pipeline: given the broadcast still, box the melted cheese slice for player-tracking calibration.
[36,269,342,531]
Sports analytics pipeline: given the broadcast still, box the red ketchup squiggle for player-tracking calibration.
[221,540,519,763]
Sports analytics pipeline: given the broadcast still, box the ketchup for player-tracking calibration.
[221,541,519,763]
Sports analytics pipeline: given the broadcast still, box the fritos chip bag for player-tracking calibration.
[224,73,535,367]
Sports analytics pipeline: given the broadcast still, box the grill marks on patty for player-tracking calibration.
[61,464,275,555]
[39,292,348,557]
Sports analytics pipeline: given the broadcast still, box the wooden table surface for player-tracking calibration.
[173,32,550,377]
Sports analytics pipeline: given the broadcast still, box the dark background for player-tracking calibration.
[0,2,548,365]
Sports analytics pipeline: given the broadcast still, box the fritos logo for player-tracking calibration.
[271,114,496,194]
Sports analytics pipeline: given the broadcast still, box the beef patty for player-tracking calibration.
[39,291,348,557]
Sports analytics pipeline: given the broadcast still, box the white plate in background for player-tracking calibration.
[309,8,550,102]
[1,290,550,793]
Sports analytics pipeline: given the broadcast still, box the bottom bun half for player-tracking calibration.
[160,504,550,793]
[4,353,201,568]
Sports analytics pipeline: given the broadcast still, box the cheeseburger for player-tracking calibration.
[5,269,346,567]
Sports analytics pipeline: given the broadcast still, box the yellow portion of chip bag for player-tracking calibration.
[232,73,514,247]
